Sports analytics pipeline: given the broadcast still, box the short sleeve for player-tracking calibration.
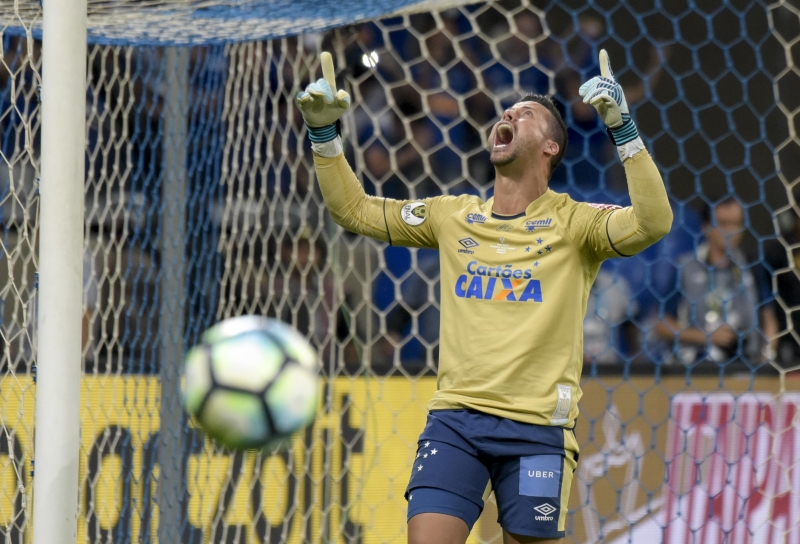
[383,194,479,249]
[562,200,623,262]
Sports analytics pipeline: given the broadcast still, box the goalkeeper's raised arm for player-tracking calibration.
[294,53,388,241]
[295,53,476,250]
[578,49,673,256]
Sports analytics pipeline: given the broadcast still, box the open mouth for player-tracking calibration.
[495,123,514,147]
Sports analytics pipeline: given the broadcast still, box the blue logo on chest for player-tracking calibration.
[525,218,553,231]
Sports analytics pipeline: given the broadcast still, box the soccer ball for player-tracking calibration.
[181,315,319,450]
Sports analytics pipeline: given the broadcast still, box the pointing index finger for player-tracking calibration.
[599,49,613,80]
[321,52,337,93]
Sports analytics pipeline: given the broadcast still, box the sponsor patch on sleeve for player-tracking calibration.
[587,203,622,210]
[401,202,427,226]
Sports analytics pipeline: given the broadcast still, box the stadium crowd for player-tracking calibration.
[0,3,794,377]
[333,7,787,375]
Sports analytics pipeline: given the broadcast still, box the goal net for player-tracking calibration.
[1,0,799,542]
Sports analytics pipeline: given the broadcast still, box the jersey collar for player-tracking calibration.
[491,210,526,220]
[487,189,555,220]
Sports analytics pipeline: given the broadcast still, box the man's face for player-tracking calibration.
[706,202,744,254]
[489,101,556,168]
[281,239,313,272]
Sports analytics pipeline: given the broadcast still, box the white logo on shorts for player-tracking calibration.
[533,502,556,521]
[534,503,556,516]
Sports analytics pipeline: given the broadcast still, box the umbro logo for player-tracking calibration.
[458,237,478,254]
[533,502,556,521]
[534,503,556,516]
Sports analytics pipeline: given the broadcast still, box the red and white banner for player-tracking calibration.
[604,393,800,544]
[627,393,800,544]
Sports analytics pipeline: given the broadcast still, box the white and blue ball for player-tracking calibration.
[182,316,319,450]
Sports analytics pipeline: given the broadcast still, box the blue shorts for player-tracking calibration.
[405,410,579,539]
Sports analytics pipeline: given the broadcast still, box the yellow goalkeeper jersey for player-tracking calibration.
[382,190,623,427]
[313,148,670,429]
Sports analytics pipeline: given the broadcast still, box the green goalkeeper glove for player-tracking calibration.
[295,52,350,143]
[578,49,640,146]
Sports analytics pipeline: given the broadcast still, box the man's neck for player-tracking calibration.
[491,165,549,216]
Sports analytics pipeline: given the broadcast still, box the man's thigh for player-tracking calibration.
[408,512,470,544]
[405,440,490,531]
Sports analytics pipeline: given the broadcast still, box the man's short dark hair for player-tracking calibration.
[515,94,568,175]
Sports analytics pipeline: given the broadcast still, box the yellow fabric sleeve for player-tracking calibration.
[607,150,673,256]
[313,153,391,243]
[382,195,477,248]
[313,152,478,249]
[559,200,620,262]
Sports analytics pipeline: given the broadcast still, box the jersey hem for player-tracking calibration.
[427,400,577,431]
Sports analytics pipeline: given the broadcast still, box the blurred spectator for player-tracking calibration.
[763,210,800,366]
[393,248,441,367]
[584,268,636,364]
[653,198,777,367]
[6,247,98,368]
[266,229,336,358]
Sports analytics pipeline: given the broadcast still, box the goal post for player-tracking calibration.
[32,1,87,543]
[158,45,190,544]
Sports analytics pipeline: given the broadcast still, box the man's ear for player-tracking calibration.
[543,140,559,159]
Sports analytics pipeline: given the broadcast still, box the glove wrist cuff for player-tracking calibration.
[307,120,341,143]
[617,137,646,162]
[312,136,343,157]
[606,113,639,145]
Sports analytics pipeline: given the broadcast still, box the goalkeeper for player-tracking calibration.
[296,50,671,543]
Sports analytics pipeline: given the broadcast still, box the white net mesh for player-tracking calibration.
[0,30,39,544]
[1,1,800,543]
[0,0,473,45]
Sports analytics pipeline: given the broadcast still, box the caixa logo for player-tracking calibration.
[454,261,542,302]
[465,213,487,224]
